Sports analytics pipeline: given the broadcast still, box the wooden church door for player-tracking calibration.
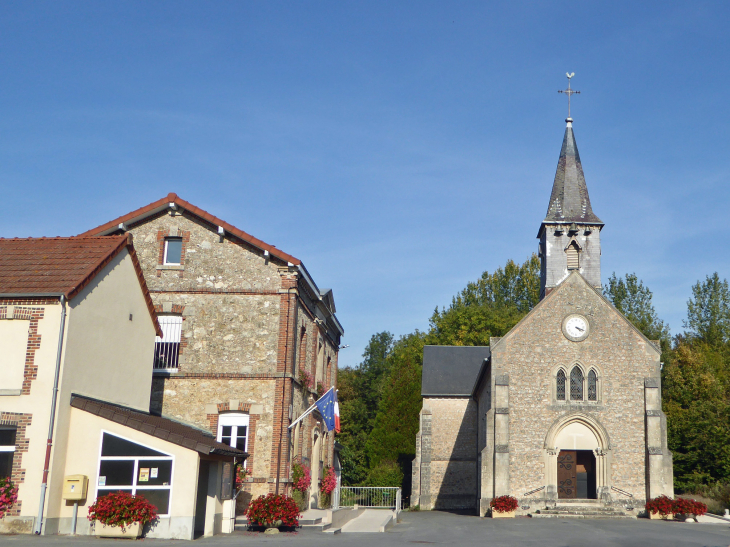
[557,450,577,498]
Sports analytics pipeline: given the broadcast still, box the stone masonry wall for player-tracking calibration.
[492,273,660,500]
[425,398,478,509]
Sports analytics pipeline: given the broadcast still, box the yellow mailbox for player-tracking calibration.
[62,475,88,501]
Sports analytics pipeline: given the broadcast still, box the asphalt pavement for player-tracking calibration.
[2,511,730,547]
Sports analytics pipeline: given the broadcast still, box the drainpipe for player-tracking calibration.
[34,295,67,535]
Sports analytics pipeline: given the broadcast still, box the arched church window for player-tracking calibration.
[566,241,580,270]
[556,369,566,400]
[570,366,584,400]
[587,369,597,401]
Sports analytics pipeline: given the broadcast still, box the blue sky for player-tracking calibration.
[2,2,729,367]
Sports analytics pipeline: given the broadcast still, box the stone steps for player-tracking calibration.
[533,505,635,520]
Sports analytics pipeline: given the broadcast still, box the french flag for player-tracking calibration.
[334,390,340,433]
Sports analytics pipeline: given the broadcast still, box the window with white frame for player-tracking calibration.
[154,316,182,370]
[0,428,16,478]
[163,237,183,265]
[96,432,174,515]
[217,414,249,463]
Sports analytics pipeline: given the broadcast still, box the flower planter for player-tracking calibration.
[491,510,516,518]
[94,522,142,538]
[649,512,673,520]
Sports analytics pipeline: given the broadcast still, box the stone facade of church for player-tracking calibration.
[412,119,673,517]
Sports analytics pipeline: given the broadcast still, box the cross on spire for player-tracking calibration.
[558,72,580,120]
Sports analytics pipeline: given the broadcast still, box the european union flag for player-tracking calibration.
[315,387,337,432]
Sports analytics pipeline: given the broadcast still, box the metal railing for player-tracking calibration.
[334,487,401,511]
[153,316,182,370]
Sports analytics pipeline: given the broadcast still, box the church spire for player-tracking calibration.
[543,120,602,224]
[538,74,603,299]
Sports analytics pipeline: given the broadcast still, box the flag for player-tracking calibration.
[334,390,340,433]
[315,387,338,433]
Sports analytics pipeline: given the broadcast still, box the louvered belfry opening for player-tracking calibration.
[570,366,584,400]
[566,241,580,270]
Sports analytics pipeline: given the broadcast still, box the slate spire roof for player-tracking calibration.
[544,121,602,224]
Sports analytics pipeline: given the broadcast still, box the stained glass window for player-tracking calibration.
[570,366,584,400]
[588,369,597,401]
[556,369,566,400]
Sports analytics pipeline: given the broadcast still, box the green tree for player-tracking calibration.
[662,340,730,490]
[366,332,426,471]
[428,254,540,346]
[603,272,670,348]
[337,332,394,485]
[685,273,730,346]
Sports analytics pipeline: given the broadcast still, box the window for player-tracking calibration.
[163,238,183,265]
[566,241,580,270]
[154,316,182,370]
[587,369,597,401]
[96,432,173,515]
[217,414,249,462]
[556,370,566,401]
[0,429,16,478]
[570,366,584,400]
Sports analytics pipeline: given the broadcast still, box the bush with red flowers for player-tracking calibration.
[298,369,314,390]
[673,497,707,518]
[87,491,158,531]
[245,493,300,528]
[646,495,674,517]
[0,477,19,518]
[320,466,337,495]
[292,458,311,493]
[490,495,519,513]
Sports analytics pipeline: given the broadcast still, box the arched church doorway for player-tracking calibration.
[546,416,610,500]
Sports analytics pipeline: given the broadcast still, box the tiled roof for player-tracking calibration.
[0,235,162,336]
[80,193,301,266]
[544,125,603,224]
[71,394,248,458]
[421,345,491,397]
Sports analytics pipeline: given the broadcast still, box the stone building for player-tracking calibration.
[412,117,673,517]
[82,194,343,509]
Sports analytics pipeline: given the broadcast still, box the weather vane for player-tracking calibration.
[558,72,580,119]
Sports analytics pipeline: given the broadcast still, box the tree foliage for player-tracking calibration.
[684,273,730,346]
[603,272,670,349]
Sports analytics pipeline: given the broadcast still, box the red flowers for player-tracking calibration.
[490,495,519,513]
[235,464,250,489]
[292,458,311,493]
[298,369,314,390]
[646,495,707,517]
[87,491,158,531]
[320,466,337,495]
[245,493,300,528]
[0,477,18,518]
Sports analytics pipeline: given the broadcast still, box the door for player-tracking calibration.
[557,450,577,499]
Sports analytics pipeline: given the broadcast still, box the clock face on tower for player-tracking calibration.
[562,314,590,342]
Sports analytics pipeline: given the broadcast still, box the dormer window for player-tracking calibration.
[164,237,183,265]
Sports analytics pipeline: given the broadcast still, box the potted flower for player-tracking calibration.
[291,457,311,511]
[645,495,674,520]
[88,491,158,538]
[490,495,518,518]
[319,466,337,509]
[245,493,300,533]
[0,477,19,518]
[672,498,707,522]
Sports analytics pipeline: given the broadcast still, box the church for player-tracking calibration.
[411,113,674,517]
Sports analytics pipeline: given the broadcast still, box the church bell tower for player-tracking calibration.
[538,78,603,299]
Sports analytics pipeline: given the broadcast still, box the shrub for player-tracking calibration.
[291,458,311,493]
[245,493,300,527]
[490,495,518,513]
[366,460,404,487]
[0,477,18,518]
[320,466,337,495]
[674,497,707,517]
[87,491,158,531]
